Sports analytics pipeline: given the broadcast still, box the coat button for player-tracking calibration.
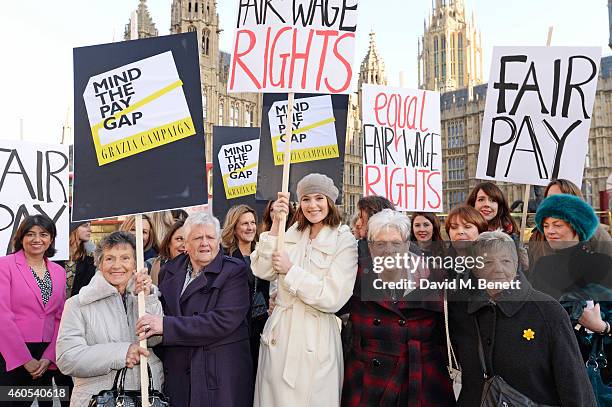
[193,312,199,316]
[186,368,191,375]
[372,358,381,367]
[373,318,381,326]
[398,319,406,326]
[271,339,277,345]
[486,338,492,346]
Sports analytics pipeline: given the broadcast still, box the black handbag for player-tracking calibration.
[88,364,170,407]
[474,318,557,407]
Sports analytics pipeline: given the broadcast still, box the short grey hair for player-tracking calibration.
[95,231,136,266]
[367,209,411,242]
[183,212,221,240]
[473,230,518,264]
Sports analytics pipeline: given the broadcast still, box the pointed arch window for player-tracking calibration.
[458,33,464,86]
[188,2,192,13]
[202,29,210,55]
[433,36,439,80]
[188,25,196,33]
[195,2,198,12]
[441,35,446,81]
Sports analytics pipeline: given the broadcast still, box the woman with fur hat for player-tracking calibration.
[531,193,612,392]
[251,173,358,407]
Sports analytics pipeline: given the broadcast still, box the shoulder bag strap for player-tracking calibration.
[473,317,490,379]
[443,290,460,372]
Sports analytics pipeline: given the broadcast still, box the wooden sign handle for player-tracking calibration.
[520,26,553,243]
[135,215,150,407]
[277,92,295,251]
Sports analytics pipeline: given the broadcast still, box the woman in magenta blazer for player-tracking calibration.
[0,215,68,407]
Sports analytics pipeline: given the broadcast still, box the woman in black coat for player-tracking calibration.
[57,221,96,298]
[221,204,269,377]
[531,194,612,392]
[450,231,596,406]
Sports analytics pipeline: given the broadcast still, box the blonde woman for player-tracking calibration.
[119,215,159,261]
[222,205,267,378]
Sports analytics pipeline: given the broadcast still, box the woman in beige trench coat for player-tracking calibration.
[251,174,358,407]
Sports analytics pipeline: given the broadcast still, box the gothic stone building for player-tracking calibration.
[125,0,262,197]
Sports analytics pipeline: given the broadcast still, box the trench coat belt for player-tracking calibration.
[273,297,306,388]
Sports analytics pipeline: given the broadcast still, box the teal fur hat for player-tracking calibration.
[535,194,599,241]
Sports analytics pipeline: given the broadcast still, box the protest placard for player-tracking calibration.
[362,84,443,212]
[0,140,69,259]
[73,33,207,222]
[83,51,196,166]
[213,126,268,220]
[228,0,359,94]
[256,93,348,202]
[476,46,601,186]
[268,94,339,165]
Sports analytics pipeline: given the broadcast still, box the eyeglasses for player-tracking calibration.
[368,241,408,250]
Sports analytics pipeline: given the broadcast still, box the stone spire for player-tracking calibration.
[124,0,159,40]
[418,0,483,91]
[609,0,612,50]
[359,31,388,88]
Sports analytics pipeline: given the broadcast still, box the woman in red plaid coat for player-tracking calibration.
[341,209,455,407]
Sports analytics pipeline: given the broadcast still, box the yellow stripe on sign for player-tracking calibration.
[94,117,195,165]
[271,116,336,142]
[273,144,339,166]
[222,162,258,199]
[221,162,258,181]
[91,80,184,131]
[224,183,257,199]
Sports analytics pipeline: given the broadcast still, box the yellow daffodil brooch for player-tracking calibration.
[523,329,535,341]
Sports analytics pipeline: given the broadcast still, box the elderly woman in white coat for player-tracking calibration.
[251,173,358,407]
[56,231,163,407]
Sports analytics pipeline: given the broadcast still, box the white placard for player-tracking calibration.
[83,51,196,165]
[228,0,359,94]
[0,140,69,260]
[476,46,601,186]
[362,84,443,212]
[268,95,339,165]
[218,139,260,199]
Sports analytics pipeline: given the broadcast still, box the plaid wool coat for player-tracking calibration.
[340,240,455,407]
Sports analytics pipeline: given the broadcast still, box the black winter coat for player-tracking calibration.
[449,273,596,407]
[57,255,96,298]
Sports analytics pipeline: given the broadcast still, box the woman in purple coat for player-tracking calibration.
[137,212,252,407]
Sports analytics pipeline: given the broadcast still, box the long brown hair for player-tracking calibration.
[222,205,259,255]
[294,197,341,232]
[158,220,185,261]
[466,182,518,234]
[69,229,87,261]
[410,212,443,242]
[259,200,296,234]
[119,214,159,253]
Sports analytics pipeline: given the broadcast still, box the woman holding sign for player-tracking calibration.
[251,174,358,407]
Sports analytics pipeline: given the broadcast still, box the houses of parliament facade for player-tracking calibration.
[126,0,612,216]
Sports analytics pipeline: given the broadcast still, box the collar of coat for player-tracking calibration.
[283,223,347,254]
[164,248,225,277]
[466,271,534,318]
[78,271,136,306]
